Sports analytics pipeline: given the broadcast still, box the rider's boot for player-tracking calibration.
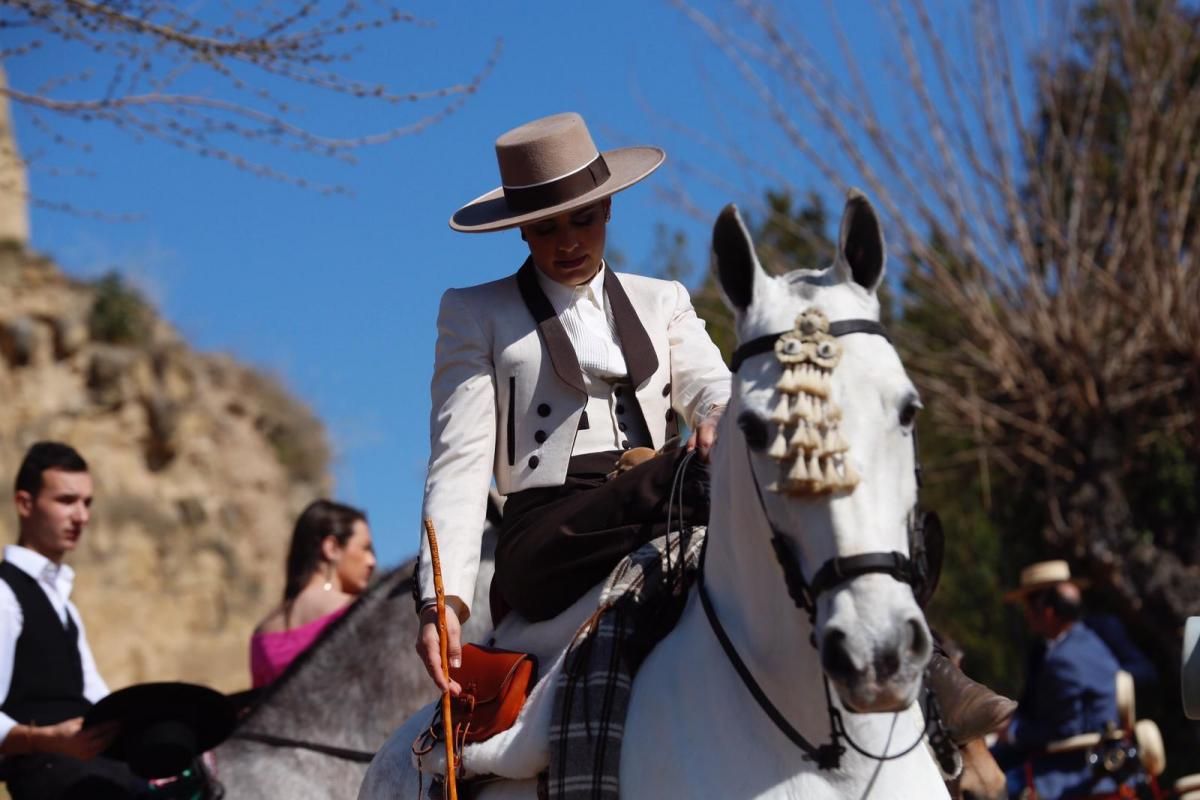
[927,650,1017,745]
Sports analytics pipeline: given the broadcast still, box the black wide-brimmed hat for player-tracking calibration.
[449,112,665,233]
[84,682,236,779]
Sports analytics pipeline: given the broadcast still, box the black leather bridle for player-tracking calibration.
[698,316,956,774]
[727,318,918,617]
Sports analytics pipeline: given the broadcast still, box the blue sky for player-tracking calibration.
[7,2,1047,566]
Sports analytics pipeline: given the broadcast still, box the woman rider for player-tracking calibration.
[414,112,729,693]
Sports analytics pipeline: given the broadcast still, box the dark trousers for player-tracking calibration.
[494,448,709,622]
[4,753,149,800]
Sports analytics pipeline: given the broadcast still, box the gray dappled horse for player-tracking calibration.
[209,519,498,799]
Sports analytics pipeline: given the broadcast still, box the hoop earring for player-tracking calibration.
[322,563,334,592]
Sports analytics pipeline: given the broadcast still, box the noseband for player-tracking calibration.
[698,312,956,774]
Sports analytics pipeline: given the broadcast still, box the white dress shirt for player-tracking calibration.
[535,261,627,378]
[0,545,109,744]
[535,262,652,453]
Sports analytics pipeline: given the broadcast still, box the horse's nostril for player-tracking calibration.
[820,629,859,682]
[906,617,931,661]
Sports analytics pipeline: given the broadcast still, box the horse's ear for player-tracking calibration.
[835,189,886,293]
[713,203,763,312]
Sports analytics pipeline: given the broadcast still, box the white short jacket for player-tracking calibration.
[417,260,730,615]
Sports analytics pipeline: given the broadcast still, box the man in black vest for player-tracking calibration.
[0,442,148,799]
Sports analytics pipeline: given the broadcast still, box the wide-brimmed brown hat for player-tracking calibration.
[1003,559,1090,603]
[450,112,665,233]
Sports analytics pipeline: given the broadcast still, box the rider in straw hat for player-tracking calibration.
[1002,559,1089,603]
[992,559,1123,799]
[414,112,731,693]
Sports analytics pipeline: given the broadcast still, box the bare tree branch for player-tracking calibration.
[0,0,500,195]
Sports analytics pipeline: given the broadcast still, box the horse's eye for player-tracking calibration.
[737,411,770,451]
[899,396,922,429]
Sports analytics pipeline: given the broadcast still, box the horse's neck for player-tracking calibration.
[703,438,829,729]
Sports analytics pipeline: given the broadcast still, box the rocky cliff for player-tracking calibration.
[0,244,331,692]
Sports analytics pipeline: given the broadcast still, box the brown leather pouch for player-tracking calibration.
[445,643,538,744]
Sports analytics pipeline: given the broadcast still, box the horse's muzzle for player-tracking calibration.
[819,599,931,713]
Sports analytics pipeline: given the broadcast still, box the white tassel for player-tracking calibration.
[788,456,809,483]
[841,462,860,489]
[768,429,789,459]
[812,369,831,398]
[809,399,826,425]
[823,457,839,486]
[780,366,800,394]
[789,423,808,452]
[771,395,790,424]
[789,393,806,421]
[805,366,821,394]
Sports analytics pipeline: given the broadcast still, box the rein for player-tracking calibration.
[701,315,951,773]
[230,730,376,763]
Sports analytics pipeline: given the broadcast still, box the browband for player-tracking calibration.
[729,318,889,373]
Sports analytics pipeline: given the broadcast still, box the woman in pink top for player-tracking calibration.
[250,500,377,687]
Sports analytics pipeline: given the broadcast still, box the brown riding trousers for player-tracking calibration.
[493,448,710,623]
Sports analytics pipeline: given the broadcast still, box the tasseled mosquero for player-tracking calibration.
[765,309,859,496]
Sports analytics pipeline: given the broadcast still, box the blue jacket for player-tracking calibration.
[1085,613,1158,690]
[994,622,1120,799]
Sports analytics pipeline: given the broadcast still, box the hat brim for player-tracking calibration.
[85,681,236,764]
[450,146,665,233]
[1002,576,1090,603]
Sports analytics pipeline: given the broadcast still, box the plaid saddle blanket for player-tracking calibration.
[547,525,707,800]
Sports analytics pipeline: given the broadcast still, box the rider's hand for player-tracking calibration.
[416,601,463,696]
[3,717,119,759]
[55,719,119,760]
[687,405,724,462]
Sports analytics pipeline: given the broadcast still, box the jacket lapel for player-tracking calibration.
[516,258,586,395]
[516,259,659,393]
[603,267,659,389]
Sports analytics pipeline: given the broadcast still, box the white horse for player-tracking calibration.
[362,191,949,799]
